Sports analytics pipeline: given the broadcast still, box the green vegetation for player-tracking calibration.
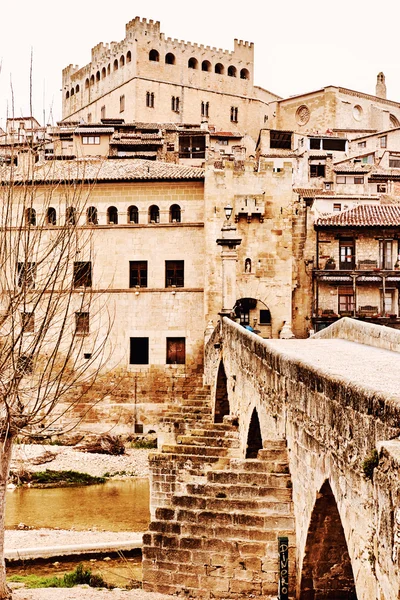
[8,563,112,589]
[362,449,379,480]
[18,470,106,487]
[130,439,157,449]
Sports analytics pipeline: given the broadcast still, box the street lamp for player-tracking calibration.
[216,205,241,316]
[224,204,233,221]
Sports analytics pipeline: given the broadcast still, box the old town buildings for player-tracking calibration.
[2,17,400,431]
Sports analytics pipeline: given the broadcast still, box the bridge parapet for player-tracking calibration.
[205,317,400,599]
[313,315,400,353]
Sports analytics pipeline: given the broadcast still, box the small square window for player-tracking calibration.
[129,261,147,288]
[130,337,149,365]
[165,261,184,287]
[17,262,36,288]
[333,203,342,212]
[75,312,89,334]
[259,310,271,325]
[166,337,185,364]
[73,262,92,288]
[21,312,34,333]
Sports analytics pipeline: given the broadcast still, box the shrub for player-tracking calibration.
[362,449,379,480]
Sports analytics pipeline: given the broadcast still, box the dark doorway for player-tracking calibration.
[300,481,357,599]
[246,409,263,459]
[214,361,229,424]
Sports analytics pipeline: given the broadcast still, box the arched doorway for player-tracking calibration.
[245,408,263,459]
[214,361,229,424]
[300,481,357,599]
[234,297,271,336]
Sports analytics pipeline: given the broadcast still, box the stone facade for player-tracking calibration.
[62,17,279,144]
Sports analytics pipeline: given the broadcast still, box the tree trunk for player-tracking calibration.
[0,435,13,599]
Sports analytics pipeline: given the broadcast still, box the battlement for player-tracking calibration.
[126,16,161,37]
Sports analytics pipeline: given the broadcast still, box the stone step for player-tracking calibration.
[177,435,240,448]
[172,494,293,515]
[193,422,238,432]
[207,470,291,487]
[190,428,239,438]
[186,482,293,501]
[257,448,288,461]
[262,439,287,450]
[150,452,228,467]
[230,457,289,471]
[161,444,229,457]
[155,506,295,530]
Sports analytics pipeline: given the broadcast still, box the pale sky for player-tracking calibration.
[1,0,399,128]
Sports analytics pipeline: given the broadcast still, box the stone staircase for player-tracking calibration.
[143,385,296,598]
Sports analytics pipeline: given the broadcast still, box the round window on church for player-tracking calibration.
[353,105,363,121]
[296,105,310,126]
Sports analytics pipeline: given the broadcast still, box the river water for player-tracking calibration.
[6,479,150,531]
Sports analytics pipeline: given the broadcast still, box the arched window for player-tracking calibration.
[96,71,100,82]
[126,51,132,63]
[201,101,209,118]
[107,206,118,225]
[165,53,175,65]
[149,49,160,62]
[85,78,89,90]
[149,205,160,223]
[70,88,75,96]
[240,68,250,80]
[128,206,139,224]
[202,60,211,72]
[101,67,106,79]
[66,91,70,99]
[170,204,181,223]
[25,208,36,226]
[87,206,98,225]
[113,59,118,71]
[90,75,95,86]
[120,55,125,67]
[228,65,237,77]
[188,57,198,69]
[75,84,80,94]
[66,206,76,225]
[47,207,57,225]
[146,92,155,108]
[215,63,224,75]
[107,64,111,75]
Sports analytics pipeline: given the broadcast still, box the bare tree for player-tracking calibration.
[0,144,112,599]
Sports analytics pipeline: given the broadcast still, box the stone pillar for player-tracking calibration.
[216,221,242,315]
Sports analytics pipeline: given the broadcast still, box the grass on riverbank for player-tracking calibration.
[16,470,106,487]
[8,563,112,588]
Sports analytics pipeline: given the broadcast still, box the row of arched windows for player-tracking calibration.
[149,50,250,79]
[66,51,133,99]
[25,205,182,226]
[66,48,250,99]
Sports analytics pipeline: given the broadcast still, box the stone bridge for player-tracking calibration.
[143,318,400,599]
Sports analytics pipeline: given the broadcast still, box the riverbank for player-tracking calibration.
[10,443,151,480]
[12,586,174,599]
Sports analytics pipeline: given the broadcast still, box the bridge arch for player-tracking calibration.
[213,360,229,424]
[245,408,263,458]
[300,480,357,599]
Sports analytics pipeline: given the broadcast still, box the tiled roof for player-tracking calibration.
[294,188,330,197]
[75,127,115,134]
[211,132,242,138]
[316,204,400,227]
[110,138,163,146]
[333,165,371,173]
[5,158,204,184]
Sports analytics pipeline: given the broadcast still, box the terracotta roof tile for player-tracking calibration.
[316,204,400,227]
[6,158,204,184]
[294,188,330,197]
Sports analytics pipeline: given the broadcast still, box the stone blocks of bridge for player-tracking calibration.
[143,410,296,599]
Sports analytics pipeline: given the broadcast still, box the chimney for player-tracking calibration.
[376,72,387,99]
